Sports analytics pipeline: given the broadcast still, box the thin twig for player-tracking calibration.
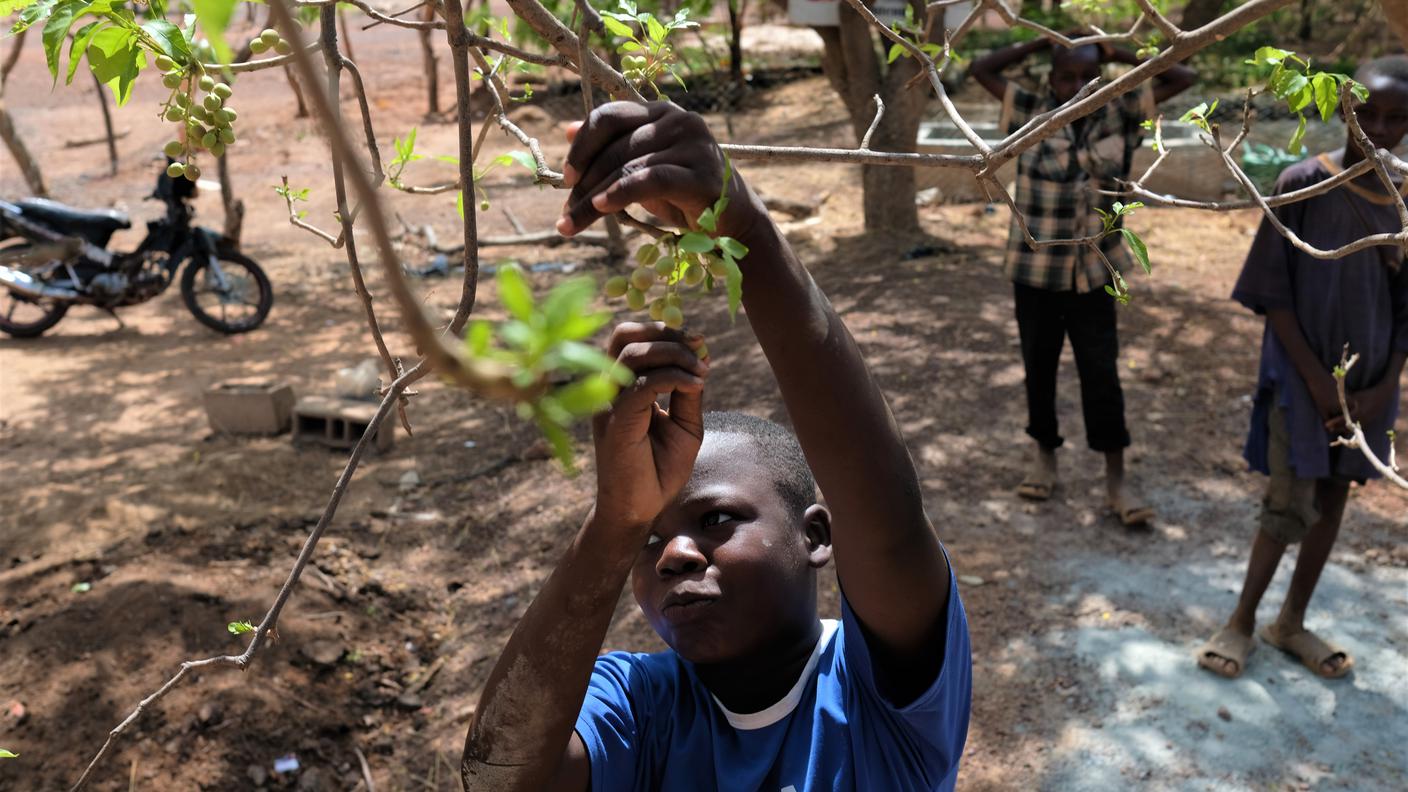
[1331,346,1408,489]
[859,94,884,151]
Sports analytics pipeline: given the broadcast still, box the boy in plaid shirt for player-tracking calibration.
[970,38,1194,525]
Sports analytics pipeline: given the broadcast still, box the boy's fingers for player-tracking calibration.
[561,150,688,237]
[586,165,699,224]
[612,367,705,416]
[608,322,701,357]
[616,341,708,378]
[563,102,671,188]
[665,381,705,437]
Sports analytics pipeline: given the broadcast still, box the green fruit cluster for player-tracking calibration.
[156,43,241,181]
[602,240,727,341]
[248,28,294,56]
[620,54,651,83]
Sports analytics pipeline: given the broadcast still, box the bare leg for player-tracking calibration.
[1104,449,1153,525]
[1198,528,1288,677]
[1271,479,1352,675]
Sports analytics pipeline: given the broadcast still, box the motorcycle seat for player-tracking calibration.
[14,198,131,247]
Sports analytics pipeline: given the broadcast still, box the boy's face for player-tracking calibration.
[1050,45,1101,104]
[1349,74,1408,153]
[630,433,828,665]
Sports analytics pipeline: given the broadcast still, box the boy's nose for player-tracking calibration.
[656,534,707,577]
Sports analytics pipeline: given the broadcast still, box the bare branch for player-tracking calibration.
[504,0,644,101]
[1331,347,1408,490]
[281,175,344,246]
[859,94,884,151]
[199,42,322,74]
[1134,0,1182,39]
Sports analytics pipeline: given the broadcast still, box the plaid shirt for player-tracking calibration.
[999,81,1156,292]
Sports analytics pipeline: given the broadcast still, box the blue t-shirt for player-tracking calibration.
[574,569,971,791]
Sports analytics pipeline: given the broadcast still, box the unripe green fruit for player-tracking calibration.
[249,38,268,55]
[479,200,490,211]
[662,305,684,329]
[212,83,232,100]
[219,107,237,123]
[203,94,222,112]
[603,275,629,298]
[694,341,709,360]
[219,127,235,144]
[635,244,659,266]
[706,255,727,278]
[202,131,217,148]
[629,266,655,292]
[199,75,215,92]
[155,55,175,71]
[209,141,225,158]
[273,40,292,56]
[682,262,705,287]
[167,162,185,178]
[260,29,281,47]
[648,298,666,321]
[191,106,209,122]
[184,164,201,181]
[162,72,183,90]
[163,140,184,158]
[665,292,682,308]
[174,92,190,108]
[625,287,646,311]
[654,257,674,277]
[164,107,184,121]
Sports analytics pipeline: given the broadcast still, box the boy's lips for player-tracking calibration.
[660,588,721,624]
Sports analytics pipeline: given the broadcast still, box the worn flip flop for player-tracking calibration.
[1107,499,1155,527]
[1017,479,1054,501]
[1259,624,1355,679]
[1196,626,1255,679]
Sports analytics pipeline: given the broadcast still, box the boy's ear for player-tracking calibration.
[802,504,832,569]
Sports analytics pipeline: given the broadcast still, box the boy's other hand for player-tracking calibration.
[1309,374,1353,432]
[1349,381,1394,426]
[556,102,765,242]
[592,323,709,530]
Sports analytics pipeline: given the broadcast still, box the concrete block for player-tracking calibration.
[292,395,394,453]
[204,380,295,435]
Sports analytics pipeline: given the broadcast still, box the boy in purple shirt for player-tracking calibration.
[1197,55,1408,680]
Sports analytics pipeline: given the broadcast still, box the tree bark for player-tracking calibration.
[1383,0,1408,51]
[816,3,925,233]
[727,0,746,94]
[1180,0,1230,29]
[91,70,119,176]
[420,2,441,115]
[0,99,47,196]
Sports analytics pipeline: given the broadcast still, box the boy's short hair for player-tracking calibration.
[1357,54,1408,85]
[703,411,817,518]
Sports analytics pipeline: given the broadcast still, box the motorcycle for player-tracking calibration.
[0,161,272,338]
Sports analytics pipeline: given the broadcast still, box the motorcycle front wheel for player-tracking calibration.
[179,250,272,334]
[0,245,70,338]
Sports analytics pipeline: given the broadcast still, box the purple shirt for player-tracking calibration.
[1231,155,1408,481]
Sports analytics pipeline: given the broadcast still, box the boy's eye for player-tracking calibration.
[701,510,737,527]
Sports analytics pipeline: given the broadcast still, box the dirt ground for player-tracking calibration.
[2,16,1406,792]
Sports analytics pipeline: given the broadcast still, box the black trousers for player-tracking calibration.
[1013,282,1130,452]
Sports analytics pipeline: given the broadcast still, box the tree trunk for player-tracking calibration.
[1383,0,1408,51]
[815,3,925,233]
[1180,0,1229,29]
[727,0,745,94]
[284,65,309,117]
[420,2,441,115]
[216,152,245,246]
[91,70,119,176]
[0,99,48,196]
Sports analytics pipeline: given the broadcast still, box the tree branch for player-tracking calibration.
[1331,347,1408,490]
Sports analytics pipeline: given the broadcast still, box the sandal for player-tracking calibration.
[1196,626,1255,679]
[1259,624,1355,679]
[1017,479,1054,501]
[1107,498,1155,527]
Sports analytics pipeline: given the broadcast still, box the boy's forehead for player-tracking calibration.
[680,432,781,502]
[1361,74,1408,107]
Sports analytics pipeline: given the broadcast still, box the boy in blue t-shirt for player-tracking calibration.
[460,102,972,791]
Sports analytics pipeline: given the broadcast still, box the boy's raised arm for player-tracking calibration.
[461,325,708,792]
[560,103,951,702]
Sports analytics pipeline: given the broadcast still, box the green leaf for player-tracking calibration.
[1248,45,1292,67]
[227,620,255,635]
[506,150,537,171]
[142,18,190,60]
[602,16,633,38]
[1349,80,1369,102]
[66,20,104,85]
[555,310,613,342]
[0,748,17,759]
[464,320,492,356]
[0,0,40,17]
[554,373,618,417]
[721,254,743,321]
[1311,72,1339,122]
[717,236,747,259]
[191,0,237,64]
[496,263,534,322]
[886,43,905,64]
[678,232,714,254]
[541,275,596,331]
[534,413,576,471]
[1119,228,1150,274]
[556,340,620,374]
[456,190,464,219]
[696,207,717,233]
[42,0,84,79]
[1287,113,1307,154]
[13,0,57,34]
[644,14,665,44]
[86,26,144,106]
